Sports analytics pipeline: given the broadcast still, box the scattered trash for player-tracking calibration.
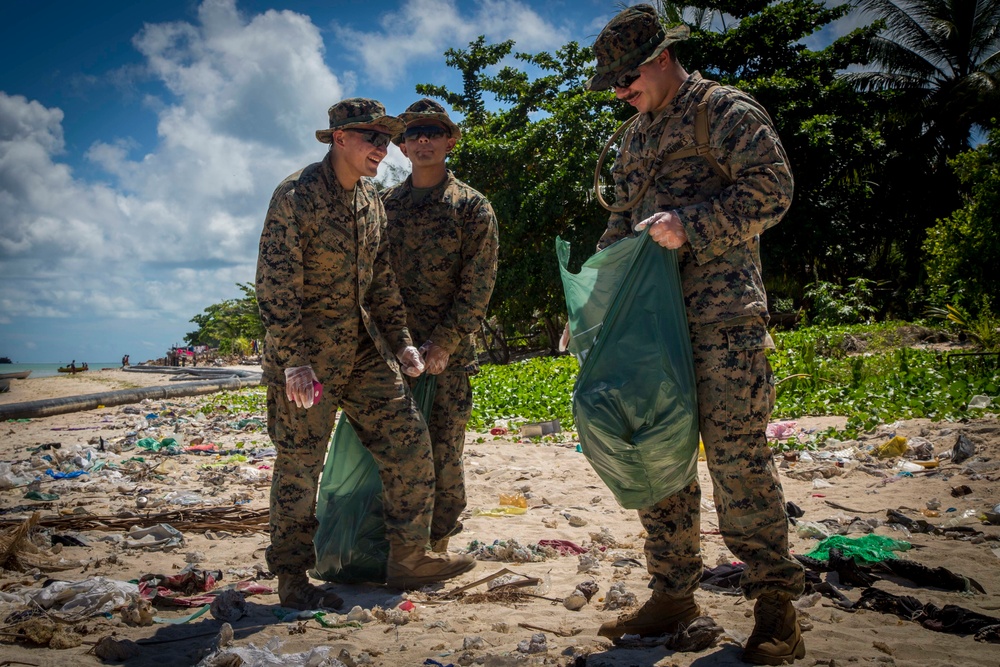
[952,434,977,464]
[874,435,909,459]
[210,588,248,622]
[968,394,992,409]
[520,420,561,437]
[126,523,185,550]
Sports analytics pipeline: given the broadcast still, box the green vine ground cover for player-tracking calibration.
[199,322,999,444]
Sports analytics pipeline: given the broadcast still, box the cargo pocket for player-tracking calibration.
[722,323,772,436]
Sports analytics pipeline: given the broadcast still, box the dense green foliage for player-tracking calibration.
[185,283,264,354]
[467,355,579,430]
[923,127,1000,316]
[769,322,1000,434]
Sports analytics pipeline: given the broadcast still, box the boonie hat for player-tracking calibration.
[316,97,404,143]
[586,4,690,92]
[394,98,462,145]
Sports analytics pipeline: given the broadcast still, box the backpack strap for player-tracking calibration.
[657,80,732,184]
[594,79,732,213]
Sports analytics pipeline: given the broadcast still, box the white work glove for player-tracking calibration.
[284,365,321,409]
[396,345,426,378]
[635,210,688,249]
[419,340,450,375]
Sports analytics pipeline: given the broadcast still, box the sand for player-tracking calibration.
[1,368,999,666]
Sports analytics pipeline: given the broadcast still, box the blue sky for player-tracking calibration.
[0,0,861,363]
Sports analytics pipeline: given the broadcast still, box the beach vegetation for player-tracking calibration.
[185,283,264,354]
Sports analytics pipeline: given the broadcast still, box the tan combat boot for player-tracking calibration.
[386,543,476,589]
[277,574,343,611]
[598,591,701,639]
[741,593,805,665]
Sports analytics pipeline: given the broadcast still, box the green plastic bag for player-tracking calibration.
[311,375,436,583]
[557,231,699,510]
[805,534,911,564]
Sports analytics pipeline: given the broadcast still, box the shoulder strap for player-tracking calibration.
[657,80,733,184]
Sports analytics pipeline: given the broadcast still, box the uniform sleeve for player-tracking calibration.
[677,96,793,264]
[255,190,308,371]
[430,198,500,354]
[367,196,413,354]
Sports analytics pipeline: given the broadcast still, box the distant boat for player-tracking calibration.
[0,357,11,364]
[58,363,89,373]
[0,371,30,380]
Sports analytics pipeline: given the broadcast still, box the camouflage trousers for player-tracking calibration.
[407,369,473,543]
[637,318,805,600]
[265,344,435,575]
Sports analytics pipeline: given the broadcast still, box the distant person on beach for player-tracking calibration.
[255,97,475,611]
[69,360,76,371]
[583,5,804,664]
[382,99,499,553]
[121,354,129,369]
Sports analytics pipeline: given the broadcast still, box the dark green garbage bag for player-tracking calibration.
[311,375,437,583]
[557,231,699,510]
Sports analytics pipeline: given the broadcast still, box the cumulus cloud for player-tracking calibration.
[335,0,571,85]
[0,0,360,360]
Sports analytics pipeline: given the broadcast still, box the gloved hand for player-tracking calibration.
[396,345,425,377]
[635,210,688,249]
[284,366,321,409]
[419,340,450,375]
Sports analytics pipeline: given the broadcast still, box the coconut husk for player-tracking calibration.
[0,511,85,572]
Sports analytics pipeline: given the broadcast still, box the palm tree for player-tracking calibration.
[844,0,1000,160]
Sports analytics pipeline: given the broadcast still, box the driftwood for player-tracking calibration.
[0,506,269,534]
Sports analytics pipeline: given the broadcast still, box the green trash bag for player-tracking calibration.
[311,375,437,583]
[557,230,699,510]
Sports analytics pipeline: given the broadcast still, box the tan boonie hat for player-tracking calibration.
[394,98,462,145]
[586,4,690,92]
[316,97,404,143]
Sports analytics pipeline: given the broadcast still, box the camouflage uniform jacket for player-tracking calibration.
[256,156,412,385]
[598,72,792,328]
[382,171,499,370]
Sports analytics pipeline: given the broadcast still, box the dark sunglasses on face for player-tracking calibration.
[344,128,392,148]
[612,68,641,90]
[403,125,449,141]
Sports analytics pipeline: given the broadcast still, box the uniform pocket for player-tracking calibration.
[721,323,773,436]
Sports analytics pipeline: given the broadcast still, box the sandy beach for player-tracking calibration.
[1,368,999,666]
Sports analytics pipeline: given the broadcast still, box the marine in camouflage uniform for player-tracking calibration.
[256,98,474,608]
[586,6,805,664]
[382,99,499,550]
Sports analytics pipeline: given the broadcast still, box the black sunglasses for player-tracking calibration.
[344,128,392,148]
[611,68,641,89]
[403,125,449,141]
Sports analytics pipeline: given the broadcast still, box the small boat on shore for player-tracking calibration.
[58,363,89,373]
[0,371,31,380]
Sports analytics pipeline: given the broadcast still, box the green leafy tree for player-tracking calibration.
[185,283,265,352]
[656,2,889,304]
[923,126,1000,315]
[417,38,621,354]
[841,0,1000,311]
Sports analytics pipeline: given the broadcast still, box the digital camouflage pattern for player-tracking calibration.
[411,369,473,542]
[264,345,434,575]
[315,97,404,143]
[382,171,499,370]
[382,170,498,541]
[257,157,412,385]
[586,3,690,92]
[598,72,792,327]
[256,155,434,575]
[597,73,804,599]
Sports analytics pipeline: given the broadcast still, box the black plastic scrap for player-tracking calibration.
[854,588,1000,641]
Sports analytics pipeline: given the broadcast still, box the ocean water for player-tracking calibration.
[0,362,121,379]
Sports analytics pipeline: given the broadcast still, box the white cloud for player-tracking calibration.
[0,0,360,362]
[335,0,570,85]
